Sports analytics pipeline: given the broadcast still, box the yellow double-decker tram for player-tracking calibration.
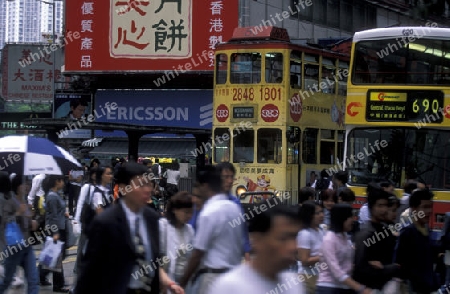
[345,26,450,229]
[212,27,349,204]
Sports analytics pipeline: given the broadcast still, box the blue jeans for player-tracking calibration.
[0,245,39,294]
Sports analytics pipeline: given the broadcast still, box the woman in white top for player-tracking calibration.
[163,162,181,198]
[297,200,324,294]
[159,191,194,293]
[92,166,114,214]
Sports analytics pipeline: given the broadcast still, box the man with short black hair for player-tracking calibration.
[333,170,348,195]
[338,188,355,205]
[394,188,441,294]
[353,186,400,290]
[215,162,251,261]
[66,99,88,120]
[75,162,182,294]
[180,165,243,294]
[209,203,304,293]
[298,187,315,206]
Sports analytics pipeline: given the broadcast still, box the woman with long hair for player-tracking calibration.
[40,175,70,293]
[92,166,114,214]
[320,189,337,230]
[159,191,194,293]
[0,173,39,294]
[297,200,324,294]
[316,204,372,294]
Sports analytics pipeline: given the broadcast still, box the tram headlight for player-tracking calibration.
[236,185,247,197]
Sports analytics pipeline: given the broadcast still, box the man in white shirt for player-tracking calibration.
[27,173,45,212]
[209,202,305,294]
[180,166,244,294]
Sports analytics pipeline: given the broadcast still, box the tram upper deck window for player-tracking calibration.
[265,53,283,83]
[338,61,349,96]
[214,128,230,162]
[258,128,282,163]
[216,54,228,84]
[233,129,254,163]
[321,58,336,94]
[352,39,450,85]
[304,54,319,90]
[290,51,301,88]
[230,53,261,84]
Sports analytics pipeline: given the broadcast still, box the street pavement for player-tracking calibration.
[6,243,78,294]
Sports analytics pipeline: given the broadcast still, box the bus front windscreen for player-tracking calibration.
[352,38,450,85]
[346,128,450,189]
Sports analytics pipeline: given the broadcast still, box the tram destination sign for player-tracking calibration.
[232,106,255,119]
[366,90,444,123]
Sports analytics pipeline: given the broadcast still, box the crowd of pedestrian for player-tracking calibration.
[1,160,450,294]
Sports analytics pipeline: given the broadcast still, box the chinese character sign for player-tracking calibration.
[1,44,63,101]
[65,0,238,71]
[111,0,192,58]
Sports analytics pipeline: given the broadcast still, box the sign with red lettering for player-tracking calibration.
[290,94,303,122]
[216,104,229,122]
[64,0,239,72]
[1,44,65,101]
[261,104,279,122]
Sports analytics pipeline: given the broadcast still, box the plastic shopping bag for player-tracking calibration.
[72,220,81,238]
[39,236,64,272]
[65,218,78,248]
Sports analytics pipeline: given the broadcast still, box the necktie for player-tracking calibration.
[134,217,152,291]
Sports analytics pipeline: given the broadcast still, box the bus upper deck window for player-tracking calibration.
[216,54,228,84]
[265,53,283,83]
[230,53,261,84]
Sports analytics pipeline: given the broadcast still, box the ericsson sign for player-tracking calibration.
[107,106,189,121]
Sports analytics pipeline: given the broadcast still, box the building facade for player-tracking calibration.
[241,0,450,44]
[0,0,64,51]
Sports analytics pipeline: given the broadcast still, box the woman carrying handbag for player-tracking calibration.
[0,173,39,294]
[39,175,70,293]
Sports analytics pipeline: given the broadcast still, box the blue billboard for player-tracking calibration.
[94,90,213,131]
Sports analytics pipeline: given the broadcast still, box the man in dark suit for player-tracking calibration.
[74,162,182,294]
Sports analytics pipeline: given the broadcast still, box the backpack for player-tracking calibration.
[81,186,110,234]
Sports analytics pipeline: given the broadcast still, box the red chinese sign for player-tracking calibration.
[1,44,65,101]
[65,0,239,72]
